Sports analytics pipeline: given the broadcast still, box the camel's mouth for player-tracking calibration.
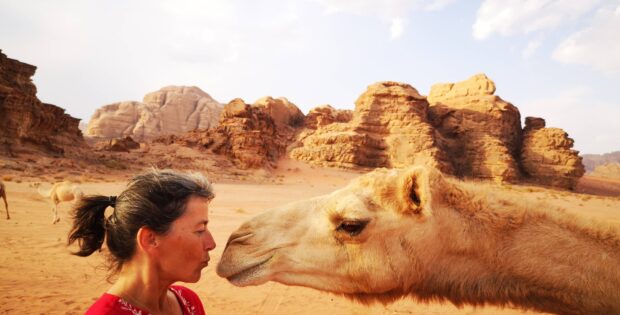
[220,256,273,286]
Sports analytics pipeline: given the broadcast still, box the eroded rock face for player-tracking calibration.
[428,73,522,183]
[291,82,451,171]
[253,97,305,143]
[86,86,222,140]
[0,50,83,156]
[521,117,585,189]
[304,105,353,129]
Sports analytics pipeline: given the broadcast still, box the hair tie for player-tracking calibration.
[108,196,117,207]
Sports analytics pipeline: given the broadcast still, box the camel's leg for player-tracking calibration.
[52,203,60,224]
[1,193,8,220]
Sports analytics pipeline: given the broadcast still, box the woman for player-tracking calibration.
[68,169,216,315]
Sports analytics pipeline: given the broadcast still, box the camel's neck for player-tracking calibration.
[421,187,620,315]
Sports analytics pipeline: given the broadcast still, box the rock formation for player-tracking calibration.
[290,82,451,171]
[427,73,522,183]
[0,50,83,156]
[521,117,585,189]
[582,151,620,172]
[253,96,304,142]
[290,74,585,189]
[303,105,353,129]
[158,97,304,169]
[94,136,140,152]
[590,163,620,180]
[86,86,222,140]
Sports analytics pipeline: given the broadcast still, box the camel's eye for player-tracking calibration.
[337,220,369,236]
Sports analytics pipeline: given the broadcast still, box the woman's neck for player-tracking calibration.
[108,260,177,314]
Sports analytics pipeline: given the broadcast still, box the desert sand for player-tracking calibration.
[1,159,619,315]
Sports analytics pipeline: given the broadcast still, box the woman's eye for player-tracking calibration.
[337,220,369,236]
[195,230,206,235]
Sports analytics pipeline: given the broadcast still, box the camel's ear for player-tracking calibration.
[398,166,432,217]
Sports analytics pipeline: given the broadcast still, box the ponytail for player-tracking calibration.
[67,195,114,257]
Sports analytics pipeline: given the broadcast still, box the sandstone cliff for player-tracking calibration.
[521,117,585,189]
[157,97,304,169]
[86,86,222,140]
[427,73,522,183]
[303,105,353,129]
[0,50,83,156]
[289,74,585,189]
[290,82,452,171]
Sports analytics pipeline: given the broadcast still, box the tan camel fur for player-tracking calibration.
[0,180,9,219]
[38,181,83,224]
[218,166,620,315]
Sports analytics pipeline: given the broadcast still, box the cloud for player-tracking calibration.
[552,4,620,74]
[313,0,459,39]
[520,87,620,154]
[390,17,406,40]
[472,0,600,40]
[425,0,459,11]
[522,38,542,58]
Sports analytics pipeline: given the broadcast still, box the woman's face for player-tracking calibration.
[155,196,216,283]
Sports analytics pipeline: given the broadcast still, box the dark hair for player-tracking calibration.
[67,169,214,275]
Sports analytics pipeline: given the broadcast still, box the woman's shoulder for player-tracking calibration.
[170,285,205,315]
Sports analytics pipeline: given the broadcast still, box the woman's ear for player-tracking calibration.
[136,226,158,252]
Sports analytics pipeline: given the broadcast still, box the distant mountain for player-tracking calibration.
[590,162,620,179]
[581,151,620,172]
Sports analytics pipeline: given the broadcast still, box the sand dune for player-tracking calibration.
[1,160,618,314]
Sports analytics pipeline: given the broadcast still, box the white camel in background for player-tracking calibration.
[37,181,84,224]
[0,180,9,220]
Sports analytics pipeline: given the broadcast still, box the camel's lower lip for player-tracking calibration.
[226,257,272,286]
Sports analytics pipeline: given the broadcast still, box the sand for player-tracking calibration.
[1,160,619,315]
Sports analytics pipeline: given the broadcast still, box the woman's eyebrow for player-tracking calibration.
[195,220,209,226]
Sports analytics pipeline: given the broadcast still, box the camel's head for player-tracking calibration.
[217,166,442,299]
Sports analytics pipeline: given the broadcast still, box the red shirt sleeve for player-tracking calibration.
[170,285,206,315]
[85,293,148,315]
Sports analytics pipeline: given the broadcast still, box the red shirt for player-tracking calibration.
[85,285,205,315]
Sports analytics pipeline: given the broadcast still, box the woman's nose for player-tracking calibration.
[204,230,216,251]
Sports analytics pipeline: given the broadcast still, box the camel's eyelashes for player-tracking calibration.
[337,220,369,236]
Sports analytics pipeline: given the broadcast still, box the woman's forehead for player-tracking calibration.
[180,196,210,221]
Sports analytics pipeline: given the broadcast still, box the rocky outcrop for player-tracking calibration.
[521,117,585,189]
[290,82,451,171]
[0,50,83,156]
[94,136,140,152]
[290,74,584,189]
[157,97,303,169]
[253,97,304,143]
[427,73,522,183]
[86,86,222,140]
[303,105,353,129]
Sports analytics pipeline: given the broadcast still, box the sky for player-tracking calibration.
[1,0,618,154]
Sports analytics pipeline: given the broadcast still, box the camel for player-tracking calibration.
[0,180,9,219]
[37,181,84,224]
[217,165,620,315]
